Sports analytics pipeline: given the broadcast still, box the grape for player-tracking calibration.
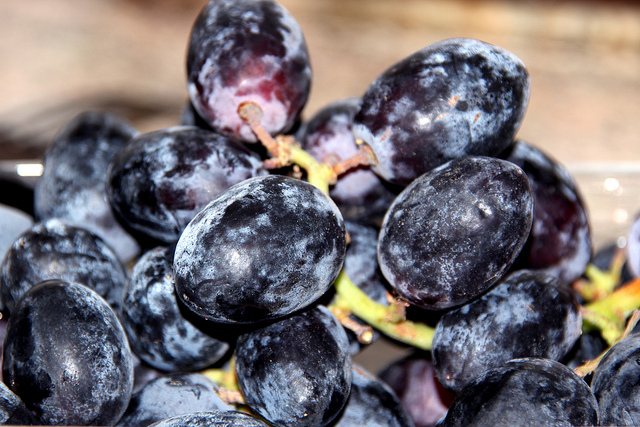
[107,125,266,244]
[120,246,230,372]
[0,203,33,264]
[502,139,592,285]
[0,381,39,426]
[298,97,399,226]
[332,364,414,427]
[173,174,346,324]
[626,213,640,277]
[148,410,270,427]
[439,358,598,427]
[590,331,640,426]
[186,0,311,142]
[378,352,455,427]
[378,156,534,310]
[117,372,233,427]
[33,111,141,262]
[2,280,134,426]
[235,305,352,427]
[353,38,530,186]
[432,270,582,393]
[0,218,128,314]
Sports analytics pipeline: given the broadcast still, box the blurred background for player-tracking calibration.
[1,0,640,246]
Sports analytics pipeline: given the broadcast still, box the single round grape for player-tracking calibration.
[502,139,592,285]
[34,111,140,262]
[378,156,534,310]
[120,246,230,372]
[107,125,266,244]
[298,97,399,226]
[235,306,352,427]
[148,410,270,427]
[432,269,583,393]
[0,218,128,314]
[0,381,39,426]
[591,332,640,426]
[187,0,311,142]
[440,358,598,427]
[2,280,134,426]
[353,37,530,186]
[116,373,232,427]
[174,174,346,324]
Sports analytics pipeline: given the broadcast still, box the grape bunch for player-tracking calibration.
[2,0,640,426]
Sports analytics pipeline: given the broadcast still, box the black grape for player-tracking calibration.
[173,175,346,324]
[332,364,414,427]
[187,0,311,142]
[235,306,352,427]
[120,246,230,372]
[0,218,128,314]
[2,280,134,426]
[502,139,592,285]
[353,38,530,186]
[440,358,598,427]
[432,270,582,393]
[107,126,266,244]
[34,111,140,262]
[116,372,232,427]
[591,332,640,426]
[378,352,455,427]
[298,97,398,226]
[0,381,39,426]
[378,156,534,310]
[148,410,270,427]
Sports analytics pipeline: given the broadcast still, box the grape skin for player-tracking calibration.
[2,280,134,426]
[147,410,270,427]
[378,156,534,310]
[187,0,311,142]
[432,270,582,393]
[173,174,346,324]
[235,306,352,427]
[353,38,530,186]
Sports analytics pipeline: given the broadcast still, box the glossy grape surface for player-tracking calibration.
[0,218,128,314]
[174,174,346,324]
[591,332,640,426]
[378,156,534,310]
[2,280,134,426]
[107,126,265,244]
[235,306,352,427]
[432,269,582,393]
[117,373,232,427]
[148,410,270,427]
[502,139,592,285]
[187,0,311,142]
[353,38,530,186]
[34,111,140,262]
[120,246,230,372]
[440,358,598,427]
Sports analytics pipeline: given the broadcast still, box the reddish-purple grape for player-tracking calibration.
[187,0,311,142]
[353,37,530,186]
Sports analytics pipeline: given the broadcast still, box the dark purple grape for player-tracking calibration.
[34,111,140,262]
[107,126,266,244]
[0,203,33,264]
[0,218,128,314]
[378,156,534,310]
[2,280,134,426]
[440,358,598,427]
[0,381,39,426]
[378,352,455,427]
[235,306,352,427]
[116,373,232,427]
[120,246,230,372]
[147,410,270,427]
[502,139,592,285]
[173,175,346,324]
[332,364,414,427]
[298,97,399,226]
[590,332,640,426]
[187,0,311,142]
[432,270,583,393]
[353,38,530,186]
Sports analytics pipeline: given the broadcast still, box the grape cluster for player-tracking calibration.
[1,0,639,426]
